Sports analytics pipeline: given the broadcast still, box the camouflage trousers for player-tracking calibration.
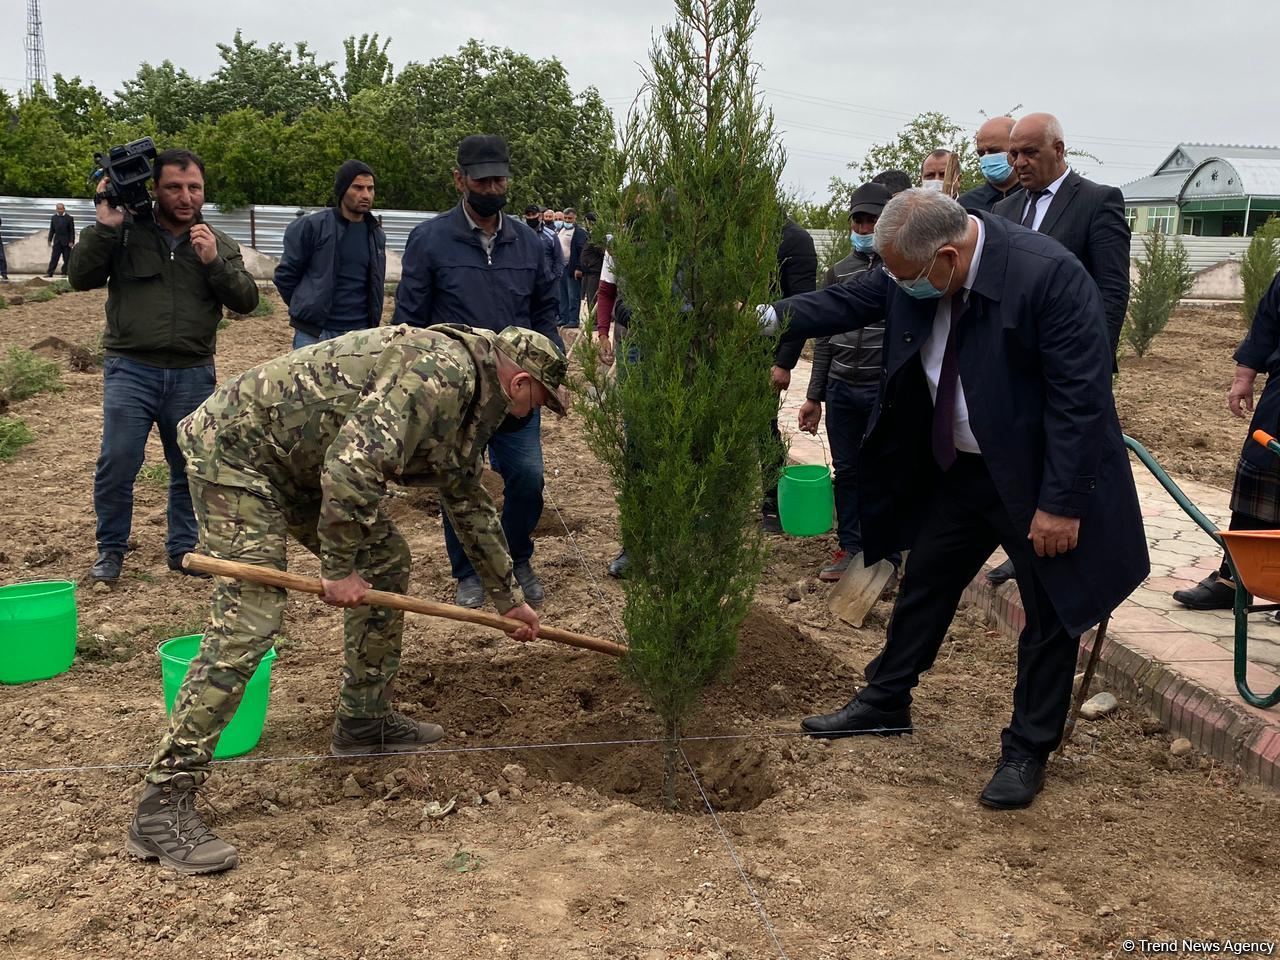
[147,478,411,786]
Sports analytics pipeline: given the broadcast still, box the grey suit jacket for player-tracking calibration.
[994,171,1131,363]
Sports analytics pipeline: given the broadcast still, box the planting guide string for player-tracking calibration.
[681,746,790,960]
[544,463,792,960]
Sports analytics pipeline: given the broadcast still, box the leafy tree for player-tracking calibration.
[0,94,85,196]
[826,111,980,206]
[116,61,208,132]
[205,30,339,121]
[48,75,113,140]
[1125,231,1194,358]
[185,109,292,209]
[578,0,782,807]
[342,34,394,100]
[1241,217,1280,326]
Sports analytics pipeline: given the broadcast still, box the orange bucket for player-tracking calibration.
[1219,530,1280,603]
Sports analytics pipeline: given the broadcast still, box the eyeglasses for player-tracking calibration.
[881,249,940,286]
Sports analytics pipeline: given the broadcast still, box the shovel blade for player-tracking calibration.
[827,552,896,627]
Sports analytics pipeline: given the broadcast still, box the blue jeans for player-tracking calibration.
[825,378,880,555]
[442,410,544,580]
[293,326,358,350]
[558,273,582,328]
[94,356,216,557]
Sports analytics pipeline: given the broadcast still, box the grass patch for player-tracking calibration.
[136,462,170,486]
[25,287,58,304]
[47,279,72,295]
[0,347,64,400]
[249,298,273,317]
[0,417,34,460]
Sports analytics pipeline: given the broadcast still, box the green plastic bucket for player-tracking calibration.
[0,581,77,684]
[158,634,276,759]
[777,464,835,537]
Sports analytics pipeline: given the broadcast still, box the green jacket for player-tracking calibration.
[178,324,523,610]
[68,218,259,368]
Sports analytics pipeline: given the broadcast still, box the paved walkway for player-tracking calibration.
[778,356,1280,788]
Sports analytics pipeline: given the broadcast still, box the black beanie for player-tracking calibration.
[335,159,375,205]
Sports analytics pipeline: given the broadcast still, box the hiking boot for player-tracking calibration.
[331,711,445,757]
[607,550,630,579]
[168,553,211,579]
[89,549,124,583]
[819,549,853,582]
[456,575,484,609]
[514,561,545,605]
[126,775,239,875]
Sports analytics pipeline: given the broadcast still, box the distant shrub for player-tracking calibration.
[0,417,34,461]
[0,347,64,400]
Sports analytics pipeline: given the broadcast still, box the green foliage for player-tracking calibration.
[250,297,274,317]
[1125,232,1194,358]
[578,0,782,802]
[342,34,394,100]
[48,279,72,294]
[0,417,34,461]
[137,462,170,486]
[828,111,981,206]
[0,347,64,400]
[1241,217,1280,327]
[0,35,615,214]
[26,286,58,303]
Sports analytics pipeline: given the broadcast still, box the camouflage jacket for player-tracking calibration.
[180,324,522,610]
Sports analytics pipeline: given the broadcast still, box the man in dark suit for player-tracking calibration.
[958,117,1023,213]
[47,203,76,277]
[986,112,1131,587]
[760,189,1149,809]
[764,217,819,530]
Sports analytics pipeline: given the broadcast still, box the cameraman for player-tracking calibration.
[69,148,259,584]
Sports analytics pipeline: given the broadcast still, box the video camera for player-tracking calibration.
[93,137,158,213]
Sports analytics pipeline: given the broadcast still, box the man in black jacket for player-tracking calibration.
[393,134,564,610]
[958,117,1023,213]
[764,217,818,530]
[0,215,8,281]
[797,183,895,580]
[47,203,76,277]
[579,212,605,309]
[987,112,1131,587]
[69,149,259,584]
[762,189,1148,809]
[274,160,386,349]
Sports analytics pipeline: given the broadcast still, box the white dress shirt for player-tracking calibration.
[919,215,986,455]
[1020,166,1071,232]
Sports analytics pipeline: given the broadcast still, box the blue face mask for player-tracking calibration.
[980,152,1013,185]
[850,231,876,253]
[890,253,953,300]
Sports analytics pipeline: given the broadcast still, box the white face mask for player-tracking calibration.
[920,179,945,192]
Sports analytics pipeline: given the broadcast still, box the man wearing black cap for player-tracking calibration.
[274,160,386,349]
[393,134,563,610]
[798,182,898,582]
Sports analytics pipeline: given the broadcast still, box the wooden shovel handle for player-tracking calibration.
[182,553,627,659]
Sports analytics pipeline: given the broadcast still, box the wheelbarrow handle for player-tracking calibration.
[181,553,628,659]
[1252,430,1280,460]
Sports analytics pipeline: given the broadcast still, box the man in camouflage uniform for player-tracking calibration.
[127,323,567,875]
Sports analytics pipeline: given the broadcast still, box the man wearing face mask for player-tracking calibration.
[920,150,958,197]
[526,203,562,281]
[958,117,1023,213]
[797,182,899,581]
[558,208,588,329]
[759,189,1148,810]
[394,134,564,610]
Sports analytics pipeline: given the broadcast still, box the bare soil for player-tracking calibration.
[0,293,1276,960]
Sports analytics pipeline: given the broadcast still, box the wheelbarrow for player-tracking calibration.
[1125,432,1280,709]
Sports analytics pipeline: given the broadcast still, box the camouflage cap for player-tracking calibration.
[493,326,569,416]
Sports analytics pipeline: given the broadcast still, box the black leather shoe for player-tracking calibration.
[167,554,211,579]
[978,755,1046,810]
[800,698,912,739]
[760,512,783,535]
[89,550,124,583]
[514,561,545,605]
[986,558,1015,586]
[607,550,629,579]
[1172,574,1235,611]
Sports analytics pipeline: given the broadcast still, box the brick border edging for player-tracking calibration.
[960,570,1280,790]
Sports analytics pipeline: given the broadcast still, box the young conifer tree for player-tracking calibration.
[578,0,784,807]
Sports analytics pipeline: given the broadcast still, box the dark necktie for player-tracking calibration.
[931,297,967,471]
[1020,189,1044,229]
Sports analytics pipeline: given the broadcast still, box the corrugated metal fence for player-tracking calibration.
[0,196,438,258]
[1,196,1257,274]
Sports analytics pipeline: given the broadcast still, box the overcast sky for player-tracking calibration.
[6,0,1278,199]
